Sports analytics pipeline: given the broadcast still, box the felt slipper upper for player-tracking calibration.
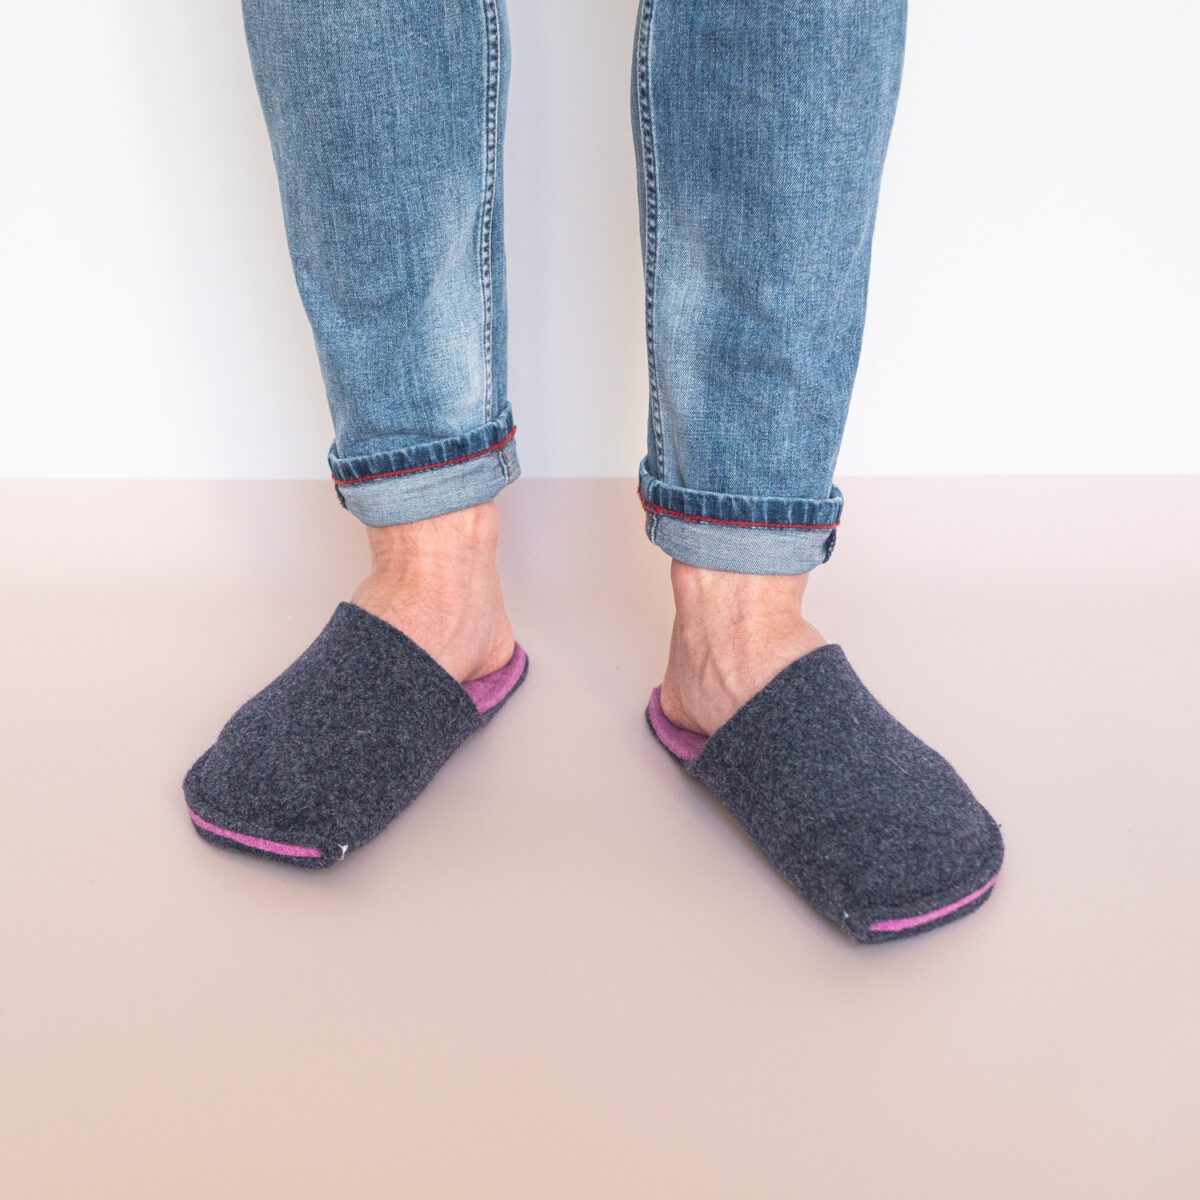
[184,602,526,868]
[649,644,1003,942]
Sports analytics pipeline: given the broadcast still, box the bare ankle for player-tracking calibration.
[661,559,824,736]
[351,502,514,683]
[670,559,811,633]
[364,502,501,578]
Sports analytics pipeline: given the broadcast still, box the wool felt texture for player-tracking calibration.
[647,645,1003,943]
[185,602,527,868]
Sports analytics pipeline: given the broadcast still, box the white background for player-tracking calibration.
[2,1,1197,480]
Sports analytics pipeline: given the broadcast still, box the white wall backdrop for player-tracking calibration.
[2,1,1197,480]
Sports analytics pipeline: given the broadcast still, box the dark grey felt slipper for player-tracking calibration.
[646,645,1003,943]
[184,602,527,868]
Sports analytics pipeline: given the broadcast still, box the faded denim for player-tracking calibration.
[243,0,906,573]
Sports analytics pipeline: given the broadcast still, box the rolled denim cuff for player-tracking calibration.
[638,459,841,575]
[330,412,520,527]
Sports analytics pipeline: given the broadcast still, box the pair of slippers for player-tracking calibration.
[184,603,1003,943]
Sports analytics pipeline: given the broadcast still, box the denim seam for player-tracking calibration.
[333,426,517,487]
[635,0,665,479]
[479,0,501,426]
[639,489,841,532]
[497,424,512,483]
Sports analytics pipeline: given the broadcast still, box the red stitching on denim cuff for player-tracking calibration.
[638,487,840,531]
[333,426,517,487]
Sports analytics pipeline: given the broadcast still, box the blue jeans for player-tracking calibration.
[243,0,906,574]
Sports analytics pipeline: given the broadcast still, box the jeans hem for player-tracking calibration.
[330,412,516,483]
[638,461,841,575]
[331,417,519,527]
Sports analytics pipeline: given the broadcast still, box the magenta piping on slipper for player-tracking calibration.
[648,686,709,762]
[189,809,323,859]
[868,873,1000,933]
[462,643,527,714]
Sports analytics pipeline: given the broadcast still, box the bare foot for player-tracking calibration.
[658,559,825,737]
[351,501,514,684]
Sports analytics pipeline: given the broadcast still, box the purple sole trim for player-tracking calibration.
[867,873,1000,933]
[647,686,708,761]
[463,643,528,714]
[189,809,323,859]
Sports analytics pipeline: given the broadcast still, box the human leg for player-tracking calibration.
[634,0,1004,940]
[184,0,526,867]
[634,0,904,731]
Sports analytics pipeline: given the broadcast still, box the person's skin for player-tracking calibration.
[351,501,824,737]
